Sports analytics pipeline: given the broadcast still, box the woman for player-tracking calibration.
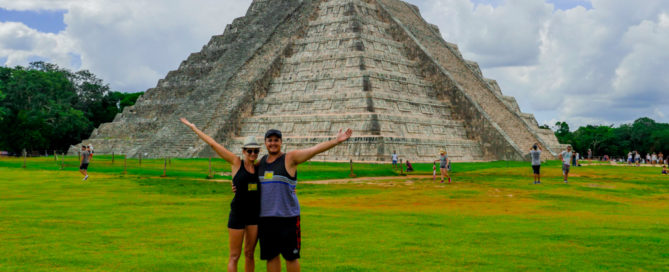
[435,150,451,183]
[180,118,260,272]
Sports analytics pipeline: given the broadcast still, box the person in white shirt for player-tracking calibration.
[558,146,573,183]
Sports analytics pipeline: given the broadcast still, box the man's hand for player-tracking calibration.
[336,128,353,143]
[231,184,237,193]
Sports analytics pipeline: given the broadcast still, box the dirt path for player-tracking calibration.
[206,175,436,184]
[302,175,435,184]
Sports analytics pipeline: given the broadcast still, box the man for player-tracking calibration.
[79,145,90,181]
[258,128,352,272]
[434,150,451,183]
[587,148,592,161]
[558,146,573,183]
[391,151,398,169]
[530,144,542,184]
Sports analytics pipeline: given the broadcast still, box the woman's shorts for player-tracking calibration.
[228,209,259,229]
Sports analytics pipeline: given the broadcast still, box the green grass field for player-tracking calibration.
[0,156,667,271]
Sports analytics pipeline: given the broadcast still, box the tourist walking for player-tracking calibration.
[628,152,633,165]
[635,151,641,167]
[435,150,451,183]
[79,145,90,181]
[258,128,352,272]
[530,144,542,184]
[559,146,573,183]
[180,118,261,272]
[391,151,398,169]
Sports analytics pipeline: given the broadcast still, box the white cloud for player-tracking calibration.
[419,0,669,127]
[0,0,251,91]
[0,21,74,67]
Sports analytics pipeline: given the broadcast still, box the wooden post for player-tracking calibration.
[208,156,213,179]
[54,150,57,161]
[161,158,167,177]
[112,152,115,164]
[22,149,26,168]
[123,155,127,174]
[349,159,356,178]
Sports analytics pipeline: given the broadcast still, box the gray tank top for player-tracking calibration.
[258,154,300,217]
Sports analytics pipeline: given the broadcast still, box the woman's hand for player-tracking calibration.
[336,128,353,143]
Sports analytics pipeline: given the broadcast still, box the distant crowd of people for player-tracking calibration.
[624,151,667,166]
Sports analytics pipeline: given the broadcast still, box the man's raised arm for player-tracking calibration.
[287,128,353,166]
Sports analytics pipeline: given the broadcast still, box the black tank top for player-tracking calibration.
[230,160,260,213]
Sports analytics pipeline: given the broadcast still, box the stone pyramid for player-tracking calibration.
[72,0,564,162]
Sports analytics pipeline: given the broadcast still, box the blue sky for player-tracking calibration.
[0,8,66,33]
[0,0,668,128]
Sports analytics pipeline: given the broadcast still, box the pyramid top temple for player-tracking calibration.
[71,0,564,162]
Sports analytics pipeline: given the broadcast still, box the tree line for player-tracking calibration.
[0,62,143,155]
[554,117,669,158]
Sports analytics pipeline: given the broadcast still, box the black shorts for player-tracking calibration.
[79,163,89,170]
[259,216,301,261]
[228,209,259,229]
[532,165,540,174]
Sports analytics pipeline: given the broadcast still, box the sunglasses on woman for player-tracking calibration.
[245,149,260,154]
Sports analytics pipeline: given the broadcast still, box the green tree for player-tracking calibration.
[554,121,573,145]
[0,63,144,154]
[572,125,615,156]
[0,64,91,153]
[0,88,6,121]
[650,129,669,153]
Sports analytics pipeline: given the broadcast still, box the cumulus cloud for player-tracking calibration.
[0,21,74,67]
[419,0,669,127]
[0,0,252,91]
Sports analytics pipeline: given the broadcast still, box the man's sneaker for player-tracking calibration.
[83,175,89,181]
[564,180,568,183]
[537,181,541,184]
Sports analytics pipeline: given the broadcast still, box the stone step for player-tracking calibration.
[254,91,453,108]
[285,51,417,67]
